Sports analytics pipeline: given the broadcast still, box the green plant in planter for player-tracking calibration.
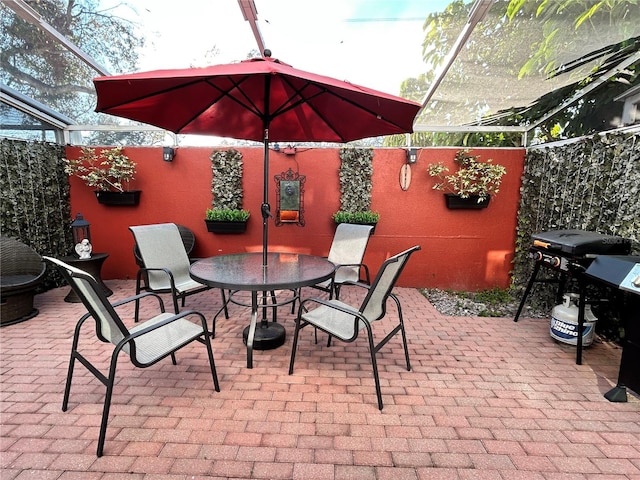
[332,210,380,224]
[205,208,250,221]
[427,149,506,201]
[207,148,250,221]
[334,147,379,223]
[63,146,136,192]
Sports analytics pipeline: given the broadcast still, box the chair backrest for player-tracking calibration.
[133,224,195,267]
[1,236,46,279]
[129,223,191,290]
[327,223,374,282]
[43,256,130,347]
[360,245,421,321]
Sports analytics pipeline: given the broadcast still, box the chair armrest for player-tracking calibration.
[299,296,361,316]
[334,263,371,284]
[125,309,207,340]
[338,280,370,290]
[111,291,165,310]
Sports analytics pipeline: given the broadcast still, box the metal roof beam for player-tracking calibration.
[3,0,110,76]
[417,0,494,119]
[1,83,75,129]
[237,0,267,55]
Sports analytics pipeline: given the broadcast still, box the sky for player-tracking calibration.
[103,0,453,97]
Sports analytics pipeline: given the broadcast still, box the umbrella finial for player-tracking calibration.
[263,49,272,58]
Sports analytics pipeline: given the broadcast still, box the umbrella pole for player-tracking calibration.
[261,126,270,268]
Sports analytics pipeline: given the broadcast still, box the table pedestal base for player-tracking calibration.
[243,322,286,350]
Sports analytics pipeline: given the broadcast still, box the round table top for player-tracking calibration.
[190,252,335,291]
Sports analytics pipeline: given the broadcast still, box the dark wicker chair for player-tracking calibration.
[1,236,46,326]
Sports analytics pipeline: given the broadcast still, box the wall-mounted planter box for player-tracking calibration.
[95,190,141,206]
[205,219,248,234]
[444,193,490,210]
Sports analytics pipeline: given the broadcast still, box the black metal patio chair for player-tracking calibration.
[44,256,220,457]
[289,245,421,410]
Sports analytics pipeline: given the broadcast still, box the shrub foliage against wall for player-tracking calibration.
[0,138,71,288]
[338,147,374,212]
[210,148,244,210]
[512,132,639,338]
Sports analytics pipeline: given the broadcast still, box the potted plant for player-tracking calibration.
[63,146,140,205]
[427,149,506,209]
[332,210,380,231]
[333,147,380,231]
[205,208,251,233]
[205,149,250,233]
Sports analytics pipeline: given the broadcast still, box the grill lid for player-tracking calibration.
[531,230,631,256]
[585,255,640,295]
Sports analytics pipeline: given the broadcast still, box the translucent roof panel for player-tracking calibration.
[414,0,640,128]
[2,0,638,146]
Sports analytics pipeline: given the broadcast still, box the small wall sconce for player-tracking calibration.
[406,148,417,164]
[163,146,175,162]
[71,213,91,244]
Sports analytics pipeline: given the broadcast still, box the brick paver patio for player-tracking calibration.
[1,279,638,479]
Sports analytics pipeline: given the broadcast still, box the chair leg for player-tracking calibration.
[400,319,411,371]
[63,322,84,411]
[170,353,177,365]
[393,296,411,371]
[366,329,384,410]
[62,351,77,412]
[171,293,180,314]
[288,316,304,375]
[134,276,143,323]
[97,353,120,457]
[203,333,220,392]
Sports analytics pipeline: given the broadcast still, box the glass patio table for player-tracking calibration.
[190,252,335,368]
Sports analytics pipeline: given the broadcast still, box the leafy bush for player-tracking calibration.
[63,146,136,192]
[205,208,250,221]
[428,149,506,201]
[210,149,244,210]
[332,210,380,224]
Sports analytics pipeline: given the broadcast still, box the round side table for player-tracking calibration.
[61,253,113,303]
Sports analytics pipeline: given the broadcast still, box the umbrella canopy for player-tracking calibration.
[93,53,421,265]
[93,54,420,142]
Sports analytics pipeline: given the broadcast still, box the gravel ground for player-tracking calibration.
[420,288,549,319]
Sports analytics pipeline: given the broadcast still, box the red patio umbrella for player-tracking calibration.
[93,52,421,265]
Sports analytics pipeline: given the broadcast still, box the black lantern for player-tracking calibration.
[163,146,175,162]
[406,148,417,164]
[71,213,91,245]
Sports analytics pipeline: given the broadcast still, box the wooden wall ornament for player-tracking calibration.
[400,164,412,191]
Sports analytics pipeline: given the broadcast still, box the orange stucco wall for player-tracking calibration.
[65,146,525,290]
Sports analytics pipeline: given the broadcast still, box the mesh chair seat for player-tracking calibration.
[128,312,204,365]
[299,300,366,341]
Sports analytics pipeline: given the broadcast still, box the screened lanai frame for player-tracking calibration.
[1,0,639,147]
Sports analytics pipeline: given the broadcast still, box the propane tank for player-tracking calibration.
[550,293,598,346]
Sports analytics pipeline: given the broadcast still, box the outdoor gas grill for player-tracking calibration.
[585,255,640,402]
[514,229,631,364]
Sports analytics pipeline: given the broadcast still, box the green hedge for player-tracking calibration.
[0,138,72,289]
[513,132,639,340]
